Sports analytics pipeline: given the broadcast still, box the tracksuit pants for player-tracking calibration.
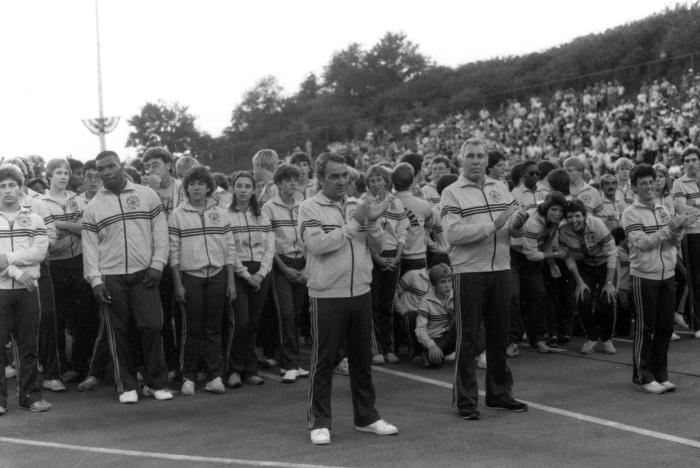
[684,234,700,330]
[0,289,43,408]
[181,270,226,382]
[307,293,381,430]
[371,249,400,356]
[632,276,675,385]
[159,266,182,372]
[454,271,513,411]
[38,262,61,380]
[572,263,616,341]
[509,250,547,346]
[271,257,307,371]
[102,271,169,393]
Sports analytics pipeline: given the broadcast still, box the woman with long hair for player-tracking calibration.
[224,171,275,387]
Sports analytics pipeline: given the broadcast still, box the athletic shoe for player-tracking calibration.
[334,358,350,376]
[0,406,6,415]
[61,370,81,383]
[674,313,689,329]
[600,340,616,354]
[355,419,398,435]
[458,408,480,420]
[671,332,681,342]
[638,381,667,394]
[694,330,700,339]
[297,367,310,378]
[42,379,66,392]
[476,352,487,369]
[385,353,400,364]
[310,428,330,445]
[204,377,225,394]
[580,340,596,354]
[136,371,144,383]
[77,376,98,392]
[486,399,528,412]
[22,399,52,412]
[142,385,173,400]
[659,381,676,392]
[119,390,138,404]
[372,354,386,365]
[506,343,519,357]
[534,341,551,353]
[181,379,195,396]
[226,372,242,388]
[282,369,299,383]
[445,352,456,362]
[5,366,16,379]
[258,357,277,368]
[245,375,264,385]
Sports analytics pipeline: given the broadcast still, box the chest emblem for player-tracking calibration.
[208,211,221,224]
[16,213,32,228]
[488,190,503,203]
[126,195,140,210]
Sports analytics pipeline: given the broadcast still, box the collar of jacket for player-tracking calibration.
[99,180,137,195]
[458,175,499,189]
[181,198,218,213]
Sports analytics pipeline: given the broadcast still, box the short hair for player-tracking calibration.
[399,153,423,178]
[6,157,31,179]
[682,146,700,163]
[175,156,199,179]
[614,157,634,171]
[428,263,452,287]
[183,166,216,199]
[0,164,25,186]
[46,158,71,178]
[630,163,656,186]
[83,160,97,172]
[290,152,313,177]
[27,177,48,192]
[599,173,617,185]
[563,156,584,173]
[510,162,524,185]
[538,160,557,179]
[346,166,360,182]
[431,156,450,168]
[610,226,626,245]
[343,154,356,168]
[315,152,346,180]
[273,163,301,185]
[123,166,141,184]
[487,151,505,170]
[564,199,587,217]
[142,146,173,165]
[68,158,84,172]
[251,149,279,172]
[536,191,567,217]
[96,150,120,162]
[436,174,458,195]
[459,137,486,157]
[212,172,229,191]
[546,169,570,195]
[366,164,391,190]
[391,162,415,191]
[355,173,366,195]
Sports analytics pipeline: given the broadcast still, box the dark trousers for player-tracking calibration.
[509,250,547,346]
[400,257,426,274]
[159,267,181,372]
[371,249,400,355]
[453,271,513,411]
[102,272,169,393]
[571,263,615,341]
[38,262,60,380]
[181,270,226,381]
[420,327,457,366]
[225,270,271,377]
[307,293,380,430]
[271,258,307,370]
[684,234,700,330]
[0,289,43,408]
[632,276,675,385]
[544,260,575,338]
[49,255,98,375]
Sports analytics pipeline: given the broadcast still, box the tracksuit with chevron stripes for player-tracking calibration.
[672,174,700,329]
[299,192,383,430]
[82,181,170,393]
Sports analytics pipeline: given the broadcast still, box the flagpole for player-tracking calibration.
[95,0,106,151]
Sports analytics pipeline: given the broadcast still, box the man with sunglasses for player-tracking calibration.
[511,161,544,212]
[599,174,623,230]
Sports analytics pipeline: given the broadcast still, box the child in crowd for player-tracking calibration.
[394,267,430,361]
[415,264,456,367]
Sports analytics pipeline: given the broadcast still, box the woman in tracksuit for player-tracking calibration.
[225,171,274,387]
[169,166,242,395]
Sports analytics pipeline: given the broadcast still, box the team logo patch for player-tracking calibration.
[126,195,140,210]
[347,208,356,222]
[488,190,503,203]
[656,207,669,224]
[16,213,32,228]
[579,194,591,203]
[585,232,597,244]
[208,211,221,224]
[67,199,79,212]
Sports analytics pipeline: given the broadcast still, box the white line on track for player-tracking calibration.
[372,366,700,450]
[0,436,350,468]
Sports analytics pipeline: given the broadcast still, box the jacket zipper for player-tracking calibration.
[117,195,129,274]
[243,211,254,261]
[9,218,15,289]
[479,188,496,271]
[651,209,665,280]
[201,210,212,278]
[333,203,354,296]
[290,205,299,253]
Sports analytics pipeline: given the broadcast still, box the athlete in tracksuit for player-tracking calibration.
[82,151,171,402]
[440,138,528,420]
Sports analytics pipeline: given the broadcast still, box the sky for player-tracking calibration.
[0,0,679,162]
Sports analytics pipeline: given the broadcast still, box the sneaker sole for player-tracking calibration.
[485,404,528,412]
[354,427,398,435]
[635,385,666,395]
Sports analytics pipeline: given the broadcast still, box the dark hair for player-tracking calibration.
[96,150,119,162]
[399,153,423,178]
[366,164,392,190]
[315,152,346,181]
[431,156,450,168]
[681,146,700,163]
[229,171,261,218]
[536,191,567,218]
[391,162,415,191]
[123,166,141,184]
[142,146,173,165]
[68,158,84,172]
[83,160,97,172]
[564,199,587,217]
[436,174,458,195]
[183,166,216,199]
[0,164,25,186]
[343,154,356,168]
[538,160,557,179]
[273,163,301,185]
[27,177,48,192]
[630,163,656,186]
[510,162,524,186]
[290,152,313,177]
[546,169,570,195]
[428,263,452,287]
[6,157,31,179]
[610,226,626,244]
[212,172,229,191]
[355,173,367,195]
[487,151,505,170]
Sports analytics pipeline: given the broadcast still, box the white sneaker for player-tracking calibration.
[282,369,299,383]
[445,352,456,362]
[5,366,16,379]
[355,419,398,435]
[476,352,487,369]
[310,428,330,445]
[119,390,138,404]
[181,379,195,396]
[385,353,400,364]
[227,372,242,388]
[42,379,66,392]
[142,385,173,401]
[600,340,616,354]
[204,377,225,394]
[580,340,596,354]
[694,330,700,339]
[638,381,667,394]
[77,376,98,392]
[297,367,309,378]
[674,313,689,329]
[334,358,350,376]
[671,332,681,342]
[659,380,677,392]
[506,343,519,357]
[372,354,385,365]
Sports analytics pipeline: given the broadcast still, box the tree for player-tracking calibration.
[366,32,430,90]
[228,76,286,136]
[323,43,372,104]
[126,100,202,155]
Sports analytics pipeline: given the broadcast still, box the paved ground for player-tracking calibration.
[1,332,699,467]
